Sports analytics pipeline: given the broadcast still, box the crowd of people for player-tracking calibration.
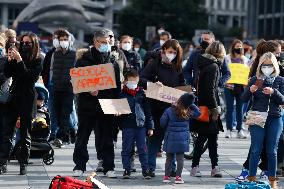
[0,26,283,188]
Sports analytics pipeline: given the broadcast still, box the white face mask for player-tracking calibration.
[261,66,274,77]
[126,81,138,90]
[53,39,60,48]
[165,53,176,62]
[122,43,132,51]
[134,47,140,52]
[59,41,69,49]
[160,40,165,47]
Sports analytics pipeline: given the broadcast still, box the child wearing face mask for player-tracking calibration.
[118,69,154,179]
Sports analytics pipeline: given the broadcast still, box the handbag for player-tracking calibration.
[0,78,13,104]
[245,79,274,128]
[197,106,209,122]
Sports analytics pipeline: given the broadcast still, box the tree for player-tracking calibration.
[118,0,208,43]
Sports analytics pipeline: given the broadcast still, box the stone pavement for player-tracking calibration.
[0,130,283,189]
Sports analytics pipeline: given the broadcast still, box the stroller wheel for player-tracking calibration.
[43,154,54,165]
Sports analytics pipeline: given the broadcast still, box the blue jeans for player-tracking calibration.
[224,88,243,131]
[121,127,148,171]
[249,116,283,177]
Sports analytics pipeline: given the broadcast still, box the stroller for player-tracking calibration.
[29,82,54,165]
[10,82,54,165]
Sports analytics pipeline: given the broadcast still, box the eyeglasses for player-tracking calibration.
[21,41,33,46]
[96,40,108,45]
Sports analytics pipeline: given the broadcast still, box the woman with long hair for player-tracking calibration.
[0,32,42,175]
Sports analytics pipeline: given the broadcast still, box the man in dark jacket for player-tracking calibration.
[183,31,231,88]
[72,29,121,178]
[47,29,76,148]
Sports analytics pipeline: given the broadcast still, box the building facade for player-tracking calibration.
[247,0,284,39]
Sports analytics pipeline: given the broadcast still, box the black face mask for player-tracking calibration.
[276,56,281,62]
[233,48,243,55]
[200,40,209,50]
[21,44,32,52]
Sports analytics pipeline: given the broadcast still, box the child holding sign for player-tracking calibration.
[118,70,154,179]
[160,93,200,184]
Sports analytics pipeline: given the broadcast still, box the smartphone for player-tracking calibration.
[255,78,264,88]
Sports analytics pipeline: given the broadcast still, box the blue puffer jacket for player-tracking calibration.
[119,88,154,129]
[242,76,284,117]
[160,105,201,153]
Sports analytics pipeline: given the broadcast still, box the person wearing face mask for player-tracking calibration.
[45,29,76,148]
[140,39,185,177]
[120,35,141,72]
[73,29,121,178]
[144,31,172,69]
[0,33,42,175]
[133,38,146,65]
[117,69,154,179]
[242,52,284,189]
[223,39,249,139]
[183,30,231,89]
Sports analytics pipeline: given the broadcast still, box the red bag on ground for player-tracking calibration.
[49,175,95,189]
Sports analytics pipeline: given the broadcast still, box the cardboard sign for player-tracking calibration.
[175,85,192,93]
[70,63,117,94]
[227,63,250,85]
[98,99,131,114]
[145,82,187,104]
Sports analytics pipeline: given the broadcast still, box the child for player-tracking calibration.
[118,69,154,179]
[160,93,200,184]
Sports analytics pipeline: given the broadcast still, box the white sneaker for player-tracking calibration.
[106,170,117,178]
[237,130,247,139]
[190,167,202,177]
[73,170,83,177]
[225,130,232,138]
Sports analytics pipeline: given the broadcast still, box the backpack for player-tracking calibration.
[49,175,95,189]
[225,181,271,189]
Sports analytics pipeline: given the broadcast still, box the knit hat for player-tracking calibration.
[179,93,196,108]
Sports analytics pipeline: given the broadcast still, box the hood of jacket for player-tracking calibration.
[198,53,221,69]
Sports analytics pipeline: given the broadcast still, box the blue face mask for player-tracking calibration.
[98,43,111,53]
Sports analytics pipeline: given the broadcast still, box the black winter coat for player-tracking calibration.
[4,57,42,117]
[122,49,141,72]
[191,54,223,134]
[75,47,121,116]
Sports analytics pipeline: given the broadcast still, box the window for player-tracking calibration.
[8,7,22,27]
[266,18,272,36]
[259,0,265,14]
[274,17,280,36]
[267,0,273,13]
[258,19,264,37]
[275,0,281,13]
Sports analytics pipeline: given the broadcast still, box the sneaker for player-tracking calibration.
[237,130,247,139]
[73,170,83,177]
[211,166,222,177]
[175,176,184,184]
[105,170,117,178]
[225,130,232,138]
[190,167,202,177]
[0,164,7,174]
[235,168,249,181]
[170,170,176,177]
[96,160,103,172]
[163,176,171,183]
[148,169,156,177]
[184,152,194,160]
[142,170,151,179]
[52,139,65,148]
[259,170,269,181]
[123,170,131,179]
[19,164,27,175]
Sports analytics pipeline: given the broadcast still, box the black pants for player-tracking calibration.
[73,114,115,172]
[243,141,267,171]
[192,133,218,169]
[53,91,74,142]
[0,108,32,165]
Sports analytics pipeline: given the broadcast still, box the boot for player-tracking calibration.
[269,176,278,189]
[20,164,27,175]
[247,176,257,182]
